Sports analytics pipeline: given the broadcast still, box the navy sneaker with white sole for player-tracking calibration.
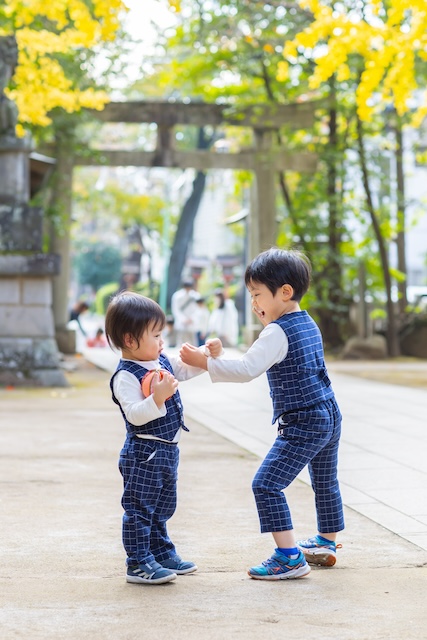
[126,561,177,584]
[161,556,198,575]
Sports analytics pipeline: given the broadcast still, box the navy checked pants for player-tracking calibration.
[252,398,345,534]
[119,438,179,566]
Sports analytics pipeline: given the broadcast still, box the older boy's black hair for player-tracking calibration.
[244,248,311,302]
[104,291,166,350]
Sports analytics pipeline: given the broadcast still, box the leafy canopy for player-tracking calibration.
[0,0,127,131]
[279,0,427,123]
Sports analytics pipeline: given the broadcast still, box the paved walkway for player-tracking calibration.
[0,355,426,639]
[85,347,427,552]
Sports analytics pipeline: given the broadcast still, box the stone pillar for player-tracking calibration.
[0,148,68,387]
[244,129,277,345]
[251,128,277,257]
[0,145,29,202]
[0,255,67,386]
[0,187,68,385]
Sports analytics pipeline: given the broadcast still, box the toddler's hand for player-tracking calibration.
[151,371,178,408]
[205,338,223,358]
[180,343,208,370]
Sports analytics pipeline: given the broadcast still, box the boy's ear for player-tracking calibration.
[281,284,294,300]
[123,333,134,348]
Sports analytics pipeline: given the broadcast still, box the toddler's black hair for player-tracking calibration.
[244,248,311,302]
[105,291,165,350]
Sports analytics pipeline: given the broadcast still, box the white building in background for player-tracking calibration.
[189,169,245,283]
[403,127,427,295]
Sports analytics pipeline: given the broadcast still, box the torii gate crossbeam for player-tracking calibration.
[76,99,318,252]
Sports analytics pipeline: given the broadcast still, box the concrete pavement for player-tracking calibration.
[0,354,426,639]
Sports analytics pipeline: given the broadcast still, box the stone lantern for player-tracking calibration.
[0,35,67,386]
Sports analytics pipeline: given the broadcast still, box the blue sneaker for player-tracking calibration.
[126,561,177,584]
[297,535,340,566]
[248,549,310,581]
[161,556,198,575]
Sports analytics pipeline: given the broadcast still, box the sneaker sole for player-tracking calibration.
[248,564,311,581]
[302,549,336,567]
[126,572,177,585]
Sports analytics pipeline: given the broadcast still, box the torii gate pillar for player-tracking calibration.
[250,129,277,259]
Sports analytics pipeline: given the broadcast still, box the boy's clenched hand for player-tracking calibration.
[180,343,208,370]
[204,338,223,358]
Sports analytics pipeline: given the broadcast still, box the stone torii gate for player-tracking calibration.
[78,100,317,251]
[54,100,318,348]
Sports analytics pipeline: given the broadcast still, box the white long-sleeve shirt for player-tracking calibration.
[113,353,205,442]
[207,322,289,382]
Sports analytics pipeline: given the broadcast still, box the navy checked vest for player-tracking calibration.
[110,353,188,441]
[266,311,334,424]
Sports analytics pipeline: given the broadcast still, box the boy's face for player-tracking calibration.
[122,321,165,361]
[247,280,296,325]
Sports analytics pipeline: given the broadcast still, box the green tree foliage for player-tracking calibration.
[134,1,354,347]
[146,0,427,354]
[73,241,122,292]
[278,0,427,355]
[132,0,314,107]
[72,168,167,237]
[72,167,169,298]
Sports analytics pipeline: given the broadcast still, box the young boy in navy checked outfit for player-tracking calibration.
[105,291,221,585]
[180,248,344,581]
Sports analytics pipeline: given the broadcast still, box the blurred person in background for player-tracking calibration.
[69,300,90,337]
[86,328,108,348]
[194,297,210,347]
[171,279,199,345]
[207,289,239,347]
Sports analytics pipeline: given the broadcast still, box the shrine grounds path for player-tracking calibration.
[0,352,426,639]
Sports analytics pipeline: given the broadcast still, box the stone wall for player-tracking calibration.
[0,257,67,386]
[400,316,427,358]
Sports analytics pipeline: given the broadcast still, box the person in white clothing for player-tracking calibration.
[207,290,239,347]
[194,297,210,346]
[171,279,199,345]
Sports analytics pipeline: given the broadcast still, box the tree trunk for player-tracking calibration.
[47,123,75,331]
[166,128,212,310]
[320,83,345,348]
[263,62,346,349]
[166,170,206,309]
[356,115,400,357]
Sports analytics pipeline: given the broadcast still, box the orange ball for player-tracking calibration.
[141,369,168,397]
